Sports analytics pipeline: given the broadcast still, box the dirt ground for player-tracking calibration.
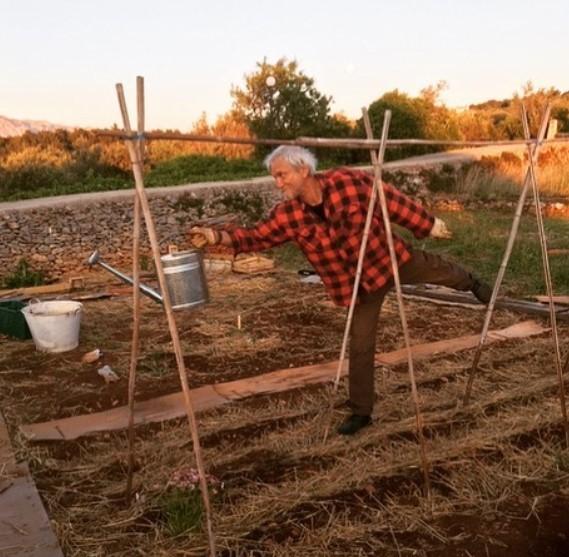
[2,269,569,556]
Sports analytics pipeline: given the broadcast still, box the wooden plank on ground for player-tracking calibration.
[401,285,569,320]
[0,278,85,300]
[20,321,547,442]
[0,414,64,557]
[20,385,227,442]
[375,320,547,366]
[535,295,569,305]
[0,413,17,473]
[215,361,338,399]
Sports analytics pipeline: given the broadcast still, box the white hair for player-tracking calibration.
[263,146,318,175]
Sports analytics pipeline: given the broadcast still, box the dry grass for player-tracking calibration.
[457,147,569,199]
[2,271,569,555]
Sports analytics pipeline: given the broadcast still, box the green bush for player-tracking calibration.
[0,153,267,201]
[0,165,61,198]
[145,155,265,187]
[3,259,45,288]
[159,488,203,536]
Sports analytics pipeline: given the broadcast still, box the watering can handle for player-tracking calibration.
[27,298,42,312]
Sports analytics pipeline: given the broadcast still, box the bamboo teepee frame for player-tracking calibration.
[361,108,432,498]
[463,107,552,405]
[115,78,216,555]
[114,77,567,553]
[461,104,569,446]
[325,108,432,496]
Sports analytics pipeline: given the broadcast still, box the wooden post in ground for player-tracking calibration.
[362,108,432,500]
[126,76,145,501]
[463,106,551,406]
[521,104,569,447]
[115,81,216,555]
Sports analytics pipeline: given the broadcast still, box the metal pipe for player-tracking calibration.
[86,250,163,304]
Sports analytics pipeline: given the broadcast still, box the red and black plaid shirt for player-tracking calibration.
[228,167,435,306]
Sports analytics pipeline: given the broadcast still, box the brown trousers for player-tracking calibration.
[348,249,475,415]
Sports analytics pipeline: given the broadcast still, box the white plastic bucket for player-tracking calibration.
[21,300,83,353]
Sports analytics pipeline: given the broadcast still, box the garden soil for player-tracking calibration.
[1,270,569,556]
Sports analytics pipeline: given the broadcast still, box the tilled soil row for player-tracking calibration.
[210,368,568,487]
[215,401,567,554]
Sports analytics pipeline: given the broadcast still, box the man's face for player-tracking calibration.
[270,157,309,200]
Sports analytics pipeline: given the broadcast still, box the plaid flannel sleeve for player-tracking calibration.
[228,206,289,254]
[382,182,434,238]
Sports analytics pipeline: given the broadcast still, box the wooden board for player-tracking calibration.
[375,320,547,366]
[215,361,339,399]
[0,278,85,300]
[0,414,64,557]
[232,254,275,274]
[534,295,569,305]
[20,321,547,442]
[401,285,569,320]
[20,385,227,442]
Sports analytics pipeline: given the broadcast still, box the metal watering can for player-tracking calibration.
[87,249,209,310]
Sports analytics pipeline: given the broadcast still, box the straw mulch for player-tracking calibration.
[2,270,569,556]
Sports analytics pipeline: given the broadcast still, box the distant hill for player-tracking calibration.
[0,115,74,137]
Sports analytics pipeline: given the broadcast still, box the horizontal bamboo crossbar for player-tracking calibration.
[96,130,569,150]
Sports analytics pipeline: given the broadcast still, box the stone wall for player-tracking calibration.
[0,177,280,283]
[3,142,566,286]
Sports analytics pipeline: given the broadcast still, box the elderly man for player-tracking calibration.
[190,146,491,435]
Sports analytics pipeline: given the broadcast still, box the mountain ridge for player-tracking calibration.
[0,115,74,137]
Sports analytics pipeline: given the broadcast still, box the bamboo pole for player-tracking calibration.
[331,112,391,391]
[362,109,432,500]
[321,110,392,444]
[463,105,551,406]
[115,82,216,555]
[96,129,569,149]
[126,76,145,501]
[521,104,569,447]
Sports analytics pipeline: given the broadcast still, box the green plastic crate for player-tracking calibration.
[0,300,32,340]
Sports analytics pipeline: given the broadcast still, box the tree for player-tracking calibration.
[419,82,461,142]
[513,81,564,137]
[231,58,337,143]
[356,84,462,160]
[355,89,431,160]
[209,111,255,159]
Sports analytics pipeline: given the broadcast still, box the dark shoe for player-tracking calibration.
[471,279,492,304]
[337,414,372,436]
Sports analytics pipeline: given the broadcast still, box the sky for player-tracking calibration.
[2,0,568,131]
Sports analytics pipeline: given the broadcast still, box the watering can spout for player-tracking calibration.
[86,250,163,304]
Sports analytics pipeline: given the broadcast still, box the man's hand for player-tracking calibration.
[189,227,221,248]
[430,217,452,240]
